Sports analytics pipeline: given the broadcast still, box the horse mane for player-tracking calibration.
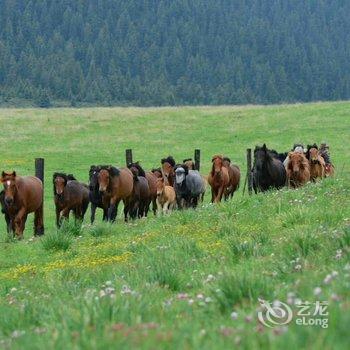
[175,164,189,176]
[99,165,120,177]
[305,144,318,159]
[151,167,161,173]
[161,156,176,167]
[288,152,309,170]
[292,143,304,151]
[128,162,146,177]
[183,158,192,163]
[223,157,231,163]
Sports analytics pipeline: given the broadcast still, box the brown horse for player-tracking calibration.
[208,155,230,203]
[183,158,195,170]
[53,173,90,227]
[98,166,134,222]
[222,157,241,199]
[128,165,151,219]
[161,156,176,186]
[1,171,43,239]
[128,162,157,216]
[306,147,325,181]
[286,152,310,188]
[156,177,176,215]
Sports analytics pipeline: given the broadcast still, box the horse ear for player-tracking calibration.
[262,144,267,151]
[109,166,120,177]
[12,171,16,177]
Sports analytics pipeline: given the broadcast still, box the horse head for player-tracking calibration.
[97,166,120,193]
[161,156,176,179]
[151,168,163,179]
[288,152,306,175]
[211,155,224,175]
[183,158,195,170]
[128,162,146,178]
[156,177,165,197]
[53,172,69,197]
[308,148,320,164]
[1,171,17,206]
[175,165,187,185]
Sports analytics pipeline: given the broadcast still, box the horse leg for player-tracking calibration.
[152,197,157,216]
[59,208,70,226]
[217,186,225,202]
[163,201,169,215]
[56,206,61,228]
[156,199,162,216]
[14,208,27,240]
[90,203,97,224]
[34,204,44,236]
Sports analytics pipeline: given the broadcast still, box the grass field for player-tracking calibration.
[0,102,349,349]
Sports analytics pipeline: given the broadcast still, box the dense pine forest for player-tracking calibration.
[0,0,349,107]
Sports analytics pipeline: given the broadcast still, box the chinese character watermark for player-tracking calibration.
[257,298,329,328]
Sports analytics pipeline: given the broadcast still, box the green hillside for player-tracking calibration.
[0,102,349,349]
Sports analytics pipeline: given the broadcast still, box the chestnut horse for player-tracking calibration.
[286,152,310,188]
[222,157,241,199]
[53,173,89,227]
[97,166,134,222]
[156,177,176,215]
[208,155,230,203]
[1,171,43,239]
[161,156,176,186]
[306,146,325,181]
[128,162,157,216]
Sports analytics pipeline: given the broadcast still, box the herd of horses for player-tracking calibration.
[0,143,333,239]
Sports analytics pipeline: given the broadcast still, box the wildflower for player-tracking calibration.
[313,287,322,296]
[204,274,215,283]
[294,264,302,271]
[196,293,204,300]
[11,330,25,338]
[188,299,194,306]
[121,285,132,295]
[33,327,47,334]
[205,297,212,303]
[177,293,188,300]
[323,274,332,285]
[331,271,338,278]
[335,249,342,259]
[230,311,238,320]
[10,287,17,293]
[331,293,340,302]
[245,315,253,323]
[199,329,206,336]
[105,281,112,286]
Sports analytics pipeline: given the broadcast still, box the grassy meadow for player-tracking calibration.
[0,102,349,349]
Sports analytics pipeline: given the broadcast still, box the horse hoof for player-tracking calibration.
[34,227,45,236]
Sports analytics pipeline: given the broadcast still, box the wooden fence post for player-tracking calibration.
[247,149,253,195]
[194,149,201,171]
[125,149,133,166]
[35,158,44,235]
[35,158,44,183]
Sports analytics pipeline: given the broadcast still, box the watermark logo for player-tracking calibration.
[258,298,293,328]
[258,299,329,329]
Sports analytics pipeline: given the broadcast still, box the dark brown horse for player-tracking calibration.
[128,162,157,216]
[0,190,12,233]
[97,166,134,222]
[222,157,240,199]
[208,155,230,203]
[1,171,43,239]
[161,156,176,186]
[53,173,90,227]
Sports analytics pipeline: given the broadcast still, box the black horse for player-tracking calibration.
[89,166,109,223]
[0,190,12,233]
[253,144,287,193]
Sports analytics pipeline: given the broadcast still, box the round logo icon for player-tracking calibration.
[257,298,293,328]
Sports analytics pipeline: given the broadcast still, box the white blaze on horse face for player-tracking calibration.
[6,180,10,186]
